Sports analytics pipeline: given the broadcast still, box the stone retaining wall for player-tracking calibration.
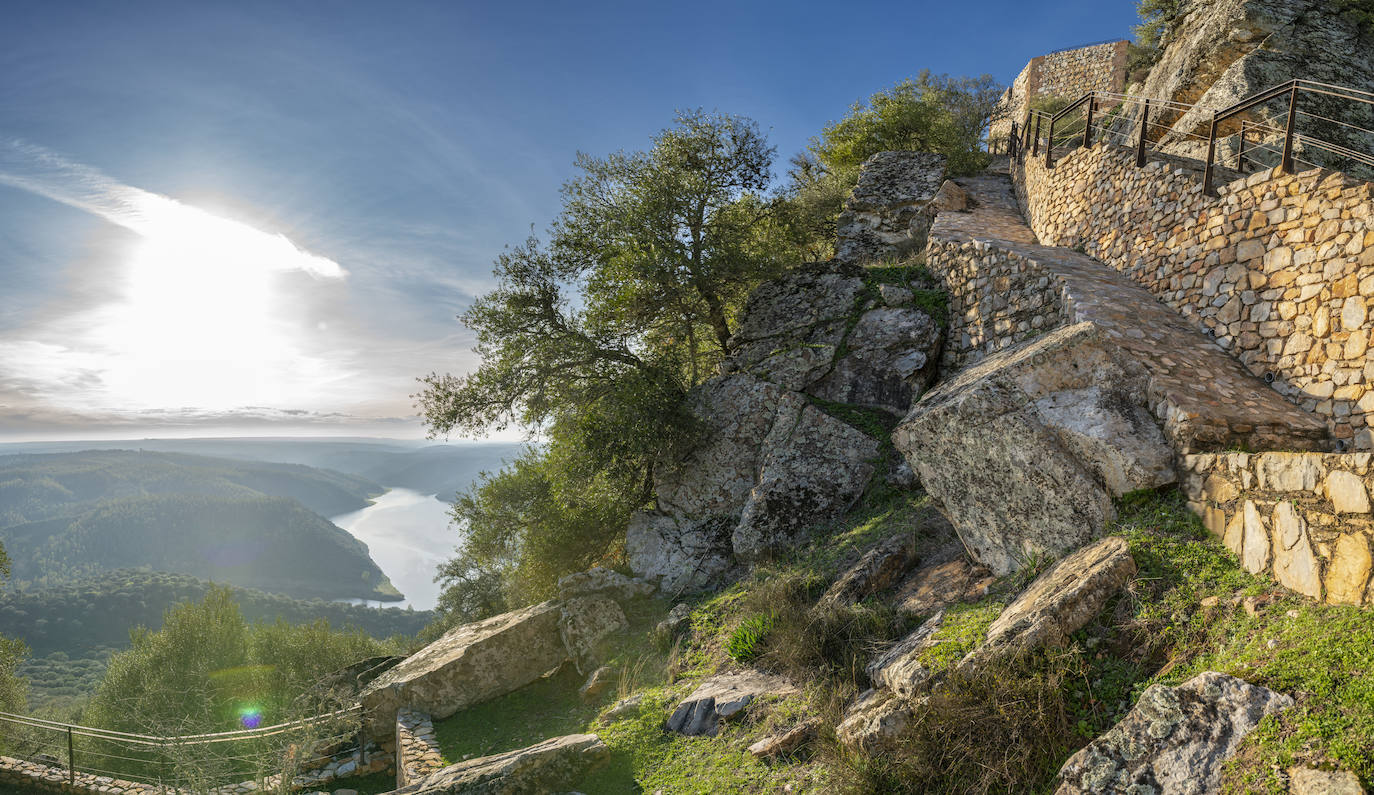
[1185,452,1374,606]
[990,41,1130,146]
[1016,142,1374,447]
[396,708,444,788]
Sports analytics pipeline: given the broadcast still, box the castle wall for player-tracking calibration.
[989,41,1129,147]
[1015,143,1374,448]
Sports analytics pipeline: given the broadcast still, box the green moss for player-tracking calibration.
[804,395,898,441]
[918,599,1004,673]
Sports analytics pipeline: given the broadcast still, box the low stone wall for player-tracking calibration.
[1185,452,1374,606]
[0,756,161,794]
[1017,142,1374,447]
[396,708,444,788]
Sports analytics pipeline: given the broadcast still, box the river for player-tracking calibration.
[330,487,457,611]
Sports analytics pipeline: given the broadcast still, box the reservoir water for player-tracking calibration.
[331,488,456,611]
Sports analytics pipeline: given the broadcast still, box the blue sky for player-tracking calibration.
[0,0,1140,441]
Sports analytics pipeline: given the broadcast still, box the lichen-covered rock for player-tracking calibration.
[392,733,609,794]
[653,603,693,646]
[960,537,1136,672]
[559,595,627,674]
[893,555,996,617]
[834,688,921,754]
[556,567,654,604]
[866,610,946,699]
[894,322,1176,575]
[360,602,567,741]
[1287,766,1367,795]
[1054,672,1293,794]
[1108,0,1374,169]
[836,151,947,265]
[807,305,943,415]
[820,532,918,606]
[664,671,797,737]
[625,512,735,595]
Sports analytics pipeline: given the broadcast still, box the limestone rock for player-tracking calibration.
[664,671,797,737]
[653,603,693,647]
[866,610,946,699]
[894,322,1175,575]
[1054,672,1293,794]
[820,532,918,606]
[359,601,567,741]
[559,595,628,674]
[747,718,821,759]
[625,512,735,595]
[392,733,609,795]
[930,179,970,213]
[556,567,654,603]
[578,666,615,703]
[894,555,996,617]
[808,305,943,415]
[962,537,1136,671]
[836,151,947,265]
[834,688,919,754]
[1288,766,1366,795]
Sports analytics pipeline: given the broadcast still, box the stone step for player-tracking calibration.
[926,172,1332,455]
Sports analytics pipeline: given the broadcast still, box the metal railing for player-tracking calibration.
[1008,77,1374,193]
[0,704,363,792]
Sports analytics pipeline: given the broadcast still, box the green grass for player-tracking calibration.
[727,614,774,663]
[918,599,1005,673]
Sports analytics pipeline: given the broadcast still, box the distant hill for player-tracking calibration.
[0,450,399,601]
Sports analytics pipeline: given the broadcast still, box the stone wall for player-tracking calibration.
[1185,452,1374,605]
[1016,142,1374,447]
[989,41,1130,146]
[396,708,444,788]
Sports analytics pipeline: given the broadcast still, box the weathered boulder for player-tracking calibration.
[1054,672,1293,794]
[747,717,821,759]
[960,537,1136,672]
[558,595,627,674]
[578,666,615,703]
[556,567,654,603]
[808,305,943,415]
[653,603,693,647]
[359,602,567,740]
[1107,0,1374,169]
[664,671,797,737]
[392,733,609,794]
[1288,766,1367,795]
[866,610,946,699]
[820,532,918,606]
[894,322,1176,575]
[834,689,920,754]
[836,151,947,265]
[625,513,735,595]
[930,179,970,213]
[893,556,996,617]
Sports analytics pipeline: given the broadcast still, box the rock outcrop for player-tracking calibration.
[1055,672,1293,794]
[894,322,1176,575]
[836,151,947,264]
[664,671,797,737]
[392,733,609,794]
[820,532,918,606]
[1288,766,1367,795]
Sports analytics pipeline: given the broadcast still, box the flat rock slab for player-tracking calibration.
[820,532,918,606]
[360,601,567,740]
[747,717,821,759]
[893,556,996,617]
[961,536,1136,671]
[895,321,1174,574]
[866,610,946,699]
[1055,671,1292,795]
[1288,766,1367,795]
[665,671,797,737]
[392,733,609,794]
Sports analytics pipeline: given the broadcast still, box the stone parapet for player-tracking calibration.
[1185,451,1374,606]
[396,708,444,788]
[990,41,1130,146]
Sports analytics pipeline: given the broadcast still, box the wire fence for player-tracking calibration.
[996,77,1374,191]
[0,704,364,793]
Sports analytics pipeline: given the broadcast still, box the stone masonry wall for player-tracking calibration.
[1016,143,1374,447]
[990,41,1130,146]
[1185,452,1374,606]
[396,707,444,788]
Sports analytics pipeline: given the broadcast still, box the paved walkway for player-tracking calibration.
[929,170,1332,454]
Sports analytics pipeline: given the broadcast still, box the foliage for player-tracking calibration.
[726,614,774,663]
[1133,0,1183,57]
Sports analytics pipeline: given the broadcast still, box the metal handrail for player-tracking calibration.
[1045,93,1099,168]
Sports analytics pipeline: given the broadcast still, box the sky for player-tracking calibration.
[0,0,1140,442]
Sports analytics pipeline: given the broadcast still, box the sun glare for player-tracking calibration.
[95,194,347,410]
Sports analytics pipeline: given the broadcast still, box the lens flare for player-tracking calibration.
[239,707,264,730]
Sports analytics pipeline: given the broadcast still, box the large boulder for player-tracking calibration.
[1055,672,1293,794]
[958,537,1137,672]
[665,671,797,737]
[359,602,567,740]
[894,322,1176,575]
[556,567,654,603]
[1108,0,1374,168]
[558,595,627,674]
[625,513,735,595]
[836,151,947,265]
[392,733,609,794]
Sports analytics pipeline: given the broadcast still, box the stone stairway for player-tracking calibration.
[926,169,1333,455]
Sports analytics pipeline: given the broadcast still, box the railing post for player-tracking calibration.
[1136,97,1150,167]
[1083,95,1095,149]
[1203,111,1220,196]
[1009,120,1018,160]
[1046,113,1056,168]
[67,725,74,784]
[1032,113,1041,157]
[1237,120,1249,172]
[1281,81,1299,174]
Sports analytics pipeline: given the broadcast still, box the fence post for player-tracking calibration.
[1203,111,1220,196]
[67,725,74,784]
[1136,98,1150,167]
[1281,81,1299,174]
[1009,120,1018,159]
[1032,113,1041,157]
[1237,120,1249,171]
[1046,113,1056,168]
[1083,95,1095,149]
